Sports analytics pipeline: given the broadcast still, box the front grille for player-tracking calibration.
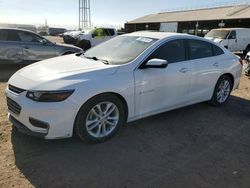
[8,85,26,94]
[7,97,22,115]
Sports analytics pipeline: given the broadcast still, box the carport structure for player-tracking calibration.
[125,5,250,36]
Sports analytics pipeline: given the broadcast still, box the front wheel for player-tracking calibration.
[209,75,233,106]
[75,94,125,143]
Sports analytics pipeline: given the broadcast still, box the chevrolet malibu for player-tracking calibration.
[6,32,243,142]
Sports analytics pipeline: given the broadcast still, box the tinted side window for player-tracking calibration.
[0,30,9,41]
[7,30,21,41]
[17,31,42,43]
[103,29,110,36]
[188,40,213,60]
[213,44,224,56]
[148,40,186,63]
[108,29,115,36]
[228,31,236,39]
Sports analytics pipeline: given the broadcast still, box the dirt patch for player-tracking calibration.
[45,36,64,44]
[0,75,250,188]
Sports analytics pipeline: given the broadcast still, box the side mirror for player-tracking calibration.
[92,33,96,38]
[142,58,168,69]
[41,39,48,45]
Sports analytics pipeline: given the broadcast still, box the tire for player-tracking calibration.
[76,40,91,51]
[74,94,125,143]
[209,75,233,106]
[244,45,250,56]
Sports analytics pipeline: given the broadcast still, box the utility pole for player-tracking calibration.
[79,0,91,30]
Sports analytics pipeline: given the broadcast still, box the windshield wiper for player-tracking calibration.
[84,56,109,65]
[75,52,84,57]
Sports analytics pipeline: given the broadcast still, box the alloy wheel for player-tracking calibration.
[85,102,119,138]
[217,80,231,103]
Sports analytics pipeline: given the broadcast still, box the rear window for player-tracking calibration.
[213,44,224,56]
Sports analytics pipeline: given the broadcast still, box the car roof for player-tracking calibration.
[125,31,188,40]
[0,27,37,34]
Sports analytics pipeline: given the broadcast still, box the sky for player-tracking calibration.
[0,0,249,29]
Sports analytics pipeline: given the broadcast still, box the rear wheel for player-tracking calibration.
[209,75,233,106]
[75,94,125,143]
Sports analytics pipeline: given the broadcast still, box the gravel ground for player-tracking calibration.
[0,72,250,187]
[45,36,64,44]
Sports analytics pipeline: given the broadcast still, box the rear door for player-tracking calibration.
[0,29,24,65]
[187,39,225,102]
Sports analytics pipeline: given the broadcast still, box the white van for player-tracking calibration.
[205,28,250,54]
[63,28,117,51]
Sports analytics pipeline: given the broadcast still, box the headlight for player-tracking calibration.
[26,90,74,102]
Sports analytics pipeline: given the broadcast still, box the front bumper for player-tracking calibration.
[9,115,47,138]
[6,88,80,139]
[63,35,78,45]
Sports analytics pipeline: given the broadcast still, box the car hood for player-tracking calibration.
[8,54,119,90]
[55,43,82,50]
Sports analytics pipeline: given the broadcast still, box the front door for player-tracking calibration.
[134,39,191,117]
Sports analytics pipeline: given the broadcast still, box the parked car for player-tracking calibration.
[0,28,83,65]
[244,52,250,76]
[62,30,82,44]
[6,32,242,142]
[205,28,250,55]
[48,27,66,36]
[63,27,117,51]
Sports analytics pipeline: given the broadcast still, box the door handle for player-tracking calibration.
[24,46,29,49]
[179,68,189,73]
[213,62,220,67]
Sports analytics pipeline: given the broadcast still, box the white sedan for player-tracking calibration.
[6,32,243,142]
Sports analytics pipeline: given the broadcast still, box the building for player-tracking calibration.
[0,23,36,32]
[125,5,250,36]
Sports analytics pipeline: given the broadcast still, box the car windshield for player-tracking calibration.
[84,36,158,65]
[205,30,230,39]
